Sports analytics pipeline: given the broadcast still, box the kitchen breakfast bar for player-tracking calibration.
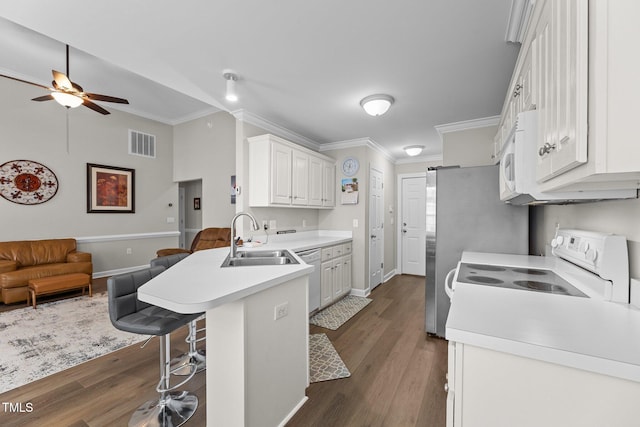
[137,246,314,427]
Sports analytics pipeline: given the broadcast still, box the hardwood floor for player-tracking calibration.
[0,274,447,426]
[288,274,447,427]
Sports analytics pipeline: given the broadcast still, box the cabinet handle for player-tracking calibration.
[538,142,557,157]
[444,383,449,393]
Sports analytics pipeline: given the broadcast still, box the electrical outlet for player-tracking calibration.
[262,220,268,230]
[274,302,289,320]
[126,248,132,255]
[302,219,307,227]
[269,220,277,230]
[353,219,359,228]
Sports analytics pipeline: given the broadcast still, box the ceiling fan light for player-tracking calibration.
[360,94,394,116]
[51,92,83,108]
[404,145,424,156]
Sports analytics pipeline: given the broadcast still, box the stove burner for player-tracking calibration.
[465,275,504,284]
[466,264,507,272]
[512,280,569,295]
[512,268,549,276]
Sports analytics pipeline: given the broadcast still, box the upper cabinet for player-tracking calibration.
[495,0,640,192]
[248,134,336,208]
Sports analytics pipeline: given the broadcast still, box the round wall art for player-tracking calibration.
[0,160,59,205]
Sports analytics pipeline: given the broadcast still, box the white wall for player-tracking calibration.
[1,78,177,274]
[443,125,497,167]
[531,198,640,278]
[173,112,236,228]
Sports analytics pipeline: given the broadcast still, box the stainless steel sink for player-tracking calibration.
[220,249,299,267]
[236,250,289,258]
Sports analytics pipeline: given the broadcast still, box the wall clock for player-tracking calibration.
[342,157,360,177]
[0,160,59,205]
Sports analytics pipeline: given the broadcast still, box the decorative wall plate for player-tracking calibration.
[0,160,59,205]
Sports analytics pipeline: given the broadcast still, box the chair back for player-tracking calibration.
[150,252,190,269]
[191,228,231,251]
[107,266,165,328]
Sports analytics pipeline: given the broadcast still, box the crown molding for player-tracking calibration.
[230,109,320,151]
[434,115,500,136]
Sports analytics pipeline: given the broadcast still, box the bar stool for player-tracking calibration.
[107,266,201,427]
[150,253,206,375]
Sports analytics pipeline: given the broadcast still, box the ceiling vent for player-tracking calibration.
[129,129,156,158]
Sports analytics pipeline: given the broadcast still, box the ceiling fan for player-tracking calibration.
[0,44,129,115]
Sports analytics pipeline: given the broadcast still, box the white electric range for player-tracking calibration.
[445,228,640,382]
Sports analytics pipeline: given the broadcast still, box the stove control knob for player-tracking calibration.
[586,248,598,262]
[580,242,590,253]
[551,238,558,248]
[556,235,565,246]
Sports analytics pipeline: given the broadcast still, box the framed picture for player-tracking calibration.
[194,197,201,210]
[87,163,135,213]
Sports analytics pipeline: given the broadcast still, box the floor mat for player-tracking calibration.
[309,295,372,330]
[309,333,350,383]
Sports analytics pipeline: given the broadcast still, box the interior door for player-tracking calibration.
[401,176,426,275]
[369,167,384,291]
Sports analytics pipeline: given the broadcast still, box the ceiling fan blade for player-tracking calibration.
[0,74,52,90]
[83,99,110,115]
[84,93,129,104]
[52,70,73,91]
[32,94,55,102]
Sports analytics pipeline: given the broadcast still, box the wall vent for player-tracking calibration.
[129,129,156,158]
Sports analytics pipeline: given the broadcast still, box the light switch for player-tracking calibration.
[353,219,359,228]
[166,217,175,223]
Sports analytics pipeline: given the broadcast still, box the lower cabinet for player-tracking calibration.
[319,242,352,309]
[447,342,640,427]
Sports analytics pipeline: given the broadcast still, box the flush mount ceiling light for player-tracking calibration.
[360,94,394,116]
[403,145,424,156]
[223,70,238,102]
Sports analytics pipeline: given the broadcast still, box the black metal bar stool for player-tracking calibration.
[107,266,201,427]
[150,253,206,375]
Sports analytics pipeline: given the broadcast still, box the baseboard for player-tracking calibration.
[278,396,309,427]
[384,269,397,283]
[93,265,148,279]
[349,288,371,298]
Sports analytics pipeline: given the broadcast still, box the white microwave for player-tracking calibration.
[499,111,636,205]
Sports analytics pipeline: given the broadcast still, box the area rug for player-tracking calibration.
[309,333,350,383]
[309,295,372,330]
[0,292,146,394]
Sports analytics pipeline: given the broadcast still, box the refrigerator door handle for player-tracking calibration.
[444,267,457,300]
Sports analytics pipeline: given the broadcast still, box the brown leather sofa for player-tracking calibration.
[156,227,231,257]
[0,238,93,304]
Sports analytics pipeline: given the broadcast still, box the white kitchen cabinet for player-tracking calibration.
[319,242,352,309]
[497,0,640,192]
[292,150,309,206]
[308,155,323,207]
[535,0,588,183]
[248,134,336,208]
[322,160,336,207]
[447,342,640,427]
[271,142,293,205]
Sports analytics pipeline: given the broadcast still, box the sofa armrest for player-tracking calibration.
[67,251,92,263]
[0,260,17,273]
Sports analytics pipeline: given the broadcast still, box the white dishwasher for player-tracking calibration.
[295,248,321,314]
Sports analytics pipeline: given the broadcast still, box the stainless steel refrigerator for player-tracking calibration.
[425,165,528,337]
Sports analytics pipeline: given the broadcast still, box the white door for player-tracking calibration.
[401,176,426,276]
[178,186,186,249]
[369,167,384,291]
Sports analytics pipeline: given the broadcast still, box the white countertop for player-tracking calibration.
[446,252,640,382]
[137,230,351,313]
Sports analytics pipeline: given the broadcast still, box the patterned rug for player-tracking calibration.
[0,292,146,394]
[309,333,350,383]
[309,295,372,330]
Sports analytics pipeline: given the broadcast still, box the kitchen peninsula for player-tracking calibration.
[138,245,314,427]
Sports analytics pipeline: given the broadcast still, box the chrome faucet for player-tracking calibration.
[230,212,260,258]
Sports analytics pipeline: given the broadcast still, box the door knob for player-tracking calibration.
[371,234,377,239]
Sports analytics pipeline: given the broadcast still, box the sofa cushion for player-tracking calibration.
[0,239,77,267]
[0,262,93,290]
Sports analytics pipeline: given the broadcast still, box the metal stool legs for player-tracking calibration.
[129,334,198,427]
[171,319,206,375]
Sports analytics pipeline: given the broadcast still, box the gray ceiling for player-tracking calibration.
[0,1,520,161]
